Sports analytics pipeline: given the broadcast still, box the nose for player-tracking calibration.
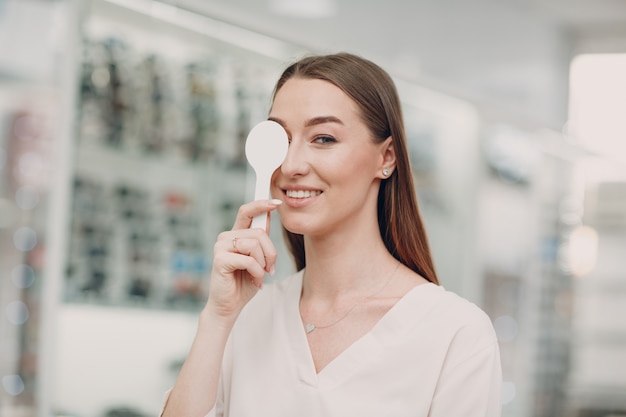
[279,139,310,177]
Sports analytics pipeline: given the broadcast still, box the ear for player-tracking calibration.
[376,136,396,179]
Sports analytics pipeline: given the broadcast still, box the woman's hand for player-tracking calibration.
[163,200,282,417]
[204,199,282,321]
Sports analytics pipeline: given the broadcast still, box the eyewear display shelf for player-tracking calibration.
[64,0,290,312]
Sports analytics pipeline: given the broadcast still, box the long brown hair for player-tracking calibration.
[272,53,438,285]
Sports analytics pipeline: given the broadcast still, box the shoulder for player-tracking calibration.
[398,269,491,331]
[408,283,497,351]
[430,284,493,326]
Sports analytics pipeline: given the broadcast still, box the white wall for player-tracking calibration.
[55,305,199,417]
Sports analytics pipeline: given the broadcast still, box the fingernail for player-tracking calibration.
[269,265,276,276]
[270,199,283,205]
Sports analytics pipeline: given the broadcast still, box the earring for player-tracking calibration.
[382,168,390,177]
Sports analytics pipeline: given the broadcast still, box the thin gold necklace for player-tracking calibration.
[300,262,401,334]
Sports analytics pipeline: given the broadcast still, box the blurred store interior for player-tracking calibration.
[1,0,626,416]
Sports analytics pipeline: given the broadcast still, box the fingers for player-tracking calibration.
[211,199,282,294]
[232,199,282,231]
[215,229,278,287]
[230,233,277,274]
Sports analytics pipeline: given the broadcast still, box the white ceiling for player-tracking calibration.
[173,0,626,130]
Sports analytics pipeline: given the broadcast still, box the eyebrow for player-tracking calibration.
[268,115,344,128]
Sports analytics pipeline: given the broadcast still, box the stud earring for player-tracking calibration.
[382,168,390,177]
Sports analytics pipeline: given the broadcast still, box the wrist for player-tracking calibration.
[200,303,239,331]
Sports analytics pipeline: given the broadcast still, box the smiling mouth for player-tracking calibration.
[285,190,322,199]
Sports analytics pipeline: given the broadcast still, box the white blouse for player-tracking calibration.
[166,270,502,417]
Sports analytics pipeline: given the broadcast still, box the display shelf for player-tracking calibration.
[0,79,65,417]
[65,142,249,310]
[63,0,289,312]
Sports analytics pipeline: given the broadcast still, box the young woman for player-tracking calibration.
[161,53,502,417]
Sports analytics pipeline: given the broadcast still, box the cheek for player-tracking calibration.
[323,150,376,181]
[271,169,280,182]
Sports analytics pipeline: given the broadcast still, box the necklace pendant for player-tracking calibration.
[305,323,315,333]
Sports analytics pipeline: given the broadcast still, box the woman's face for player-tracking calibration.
[269,77,390,237]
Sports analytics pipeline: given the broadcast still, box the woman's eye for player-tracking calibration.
[313,135,336,144]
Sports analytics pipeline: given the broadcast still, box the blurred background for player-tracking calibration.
[1,0,625,416]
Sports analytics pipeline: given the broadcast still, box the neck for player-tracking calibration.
[300,230,397,303]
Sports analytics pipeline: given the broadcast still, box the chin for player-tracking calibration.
[279,216,316,236]
[281,221,306,236]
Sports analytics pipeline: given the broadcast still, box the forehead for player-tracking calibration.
[270,78,361,121]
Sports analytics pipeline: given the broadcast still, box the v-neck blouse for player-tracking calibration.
[202,270,501,417]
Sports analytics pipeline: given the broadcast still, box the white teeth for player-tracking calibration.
[286,190,321,198]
